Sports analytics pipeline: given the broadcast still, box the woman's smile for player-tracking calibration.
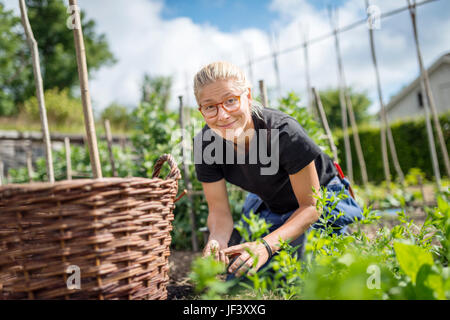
[218,119,238,128]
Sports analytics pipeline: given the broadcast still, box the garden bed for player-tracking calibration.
[166,208,432,300]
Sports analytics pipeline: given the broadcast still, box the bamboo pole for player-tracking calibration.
[329,7,353,182]
[184,71,191,108]
[69,0,102,179]
[407,0,447,184]
[69,3,103,299]
[246,45,254,87]
[0,160,3,186]
[178,96,199,252]
[104,119,117,177]
[345,91,369,186]
[365,0,406,187]
[19,0,54,183]
[120,136,127,150]
[312,87,339,161]
[367,22,390,186]
[26,141,33,183]
[300,24,315,119]
[417,68,441,188]
[65,137,72,180]
[258,80,269,108]
[269,31,282,100]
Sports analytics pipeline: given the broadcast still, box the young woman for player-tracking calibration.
[193,61,363,278]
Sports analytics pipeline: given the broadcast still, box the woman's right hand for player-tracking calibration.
[203,239,220,258]
[203,239,228,263]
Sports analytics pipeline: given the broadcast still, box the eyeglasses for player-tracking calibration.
[198,93,244,119]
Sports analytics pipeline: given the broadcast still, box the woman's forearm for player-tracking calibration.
[263,205,319,253]
[207,210,234,248]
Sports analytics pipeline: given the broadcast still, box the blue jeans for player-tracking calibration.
[226,175,363,280]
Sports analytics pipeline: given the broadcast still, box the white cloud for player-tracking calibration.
[5,0,449,117]
[73,0,274,112]
[267,0,450,113]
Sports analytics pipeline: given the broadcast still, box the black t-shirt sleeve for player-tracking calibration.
[279,118,322,175]
[195,162,224,183]
[193,131,224,183]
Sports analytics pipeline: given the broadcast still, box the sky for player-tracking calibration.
[5,0,450,115]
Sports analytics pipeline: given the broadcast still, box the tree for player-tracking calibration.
[0,0,116,115]
[319,88,373,130]
[0,3,31,116]
[141,74,172,112]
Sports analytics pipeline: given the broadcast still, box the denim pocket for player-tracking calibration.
[325,176,343,192]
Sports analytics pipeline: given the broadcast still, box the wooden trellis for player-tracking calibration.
[407,0,446,190]
[365,0,405,187]
[329,6,369,187]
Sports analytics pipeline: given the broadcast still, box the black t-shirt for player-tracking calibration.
[193,107,338,214]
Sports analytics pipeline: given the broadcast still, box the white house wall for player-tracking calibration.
[387,62,450,123]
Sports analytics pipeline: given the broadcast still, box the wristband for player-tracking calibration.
[260,238,273,259]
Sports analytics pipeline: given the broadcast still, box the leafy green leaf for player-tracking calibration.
[394,242,434,284]
[415,264,446,300]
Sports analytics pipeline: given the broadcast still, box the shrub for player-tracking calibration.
[23,88,84,126]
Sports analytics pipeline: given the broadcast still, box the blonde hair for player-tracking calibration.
[193,61,263,119]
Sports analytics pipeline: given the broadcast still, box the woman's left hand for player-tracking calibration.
[220,241,270,277]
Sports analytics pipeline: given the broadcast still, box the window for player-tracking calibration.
[417,91,424,108]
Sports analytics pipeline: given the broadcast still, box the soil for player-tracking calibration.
[166,250,201,300]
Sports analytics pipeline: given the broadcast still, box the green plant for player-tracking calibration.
[130,101,179,178]
[390,241,448,300]
[235,210,272,242]
[405,167,427,186]
[188,182,449,300]
[189,255,235,300]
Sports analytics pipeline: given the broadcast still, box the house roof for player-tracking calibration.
[383,52,450,114]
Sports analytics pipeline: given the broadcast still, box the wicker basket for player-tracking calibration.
[0,154,181,300]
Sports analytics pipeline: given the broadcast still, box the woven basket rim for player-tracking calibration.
[0,176,178,193]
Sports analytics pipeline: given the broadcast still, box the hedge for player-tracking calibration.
[335,111,450,185]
